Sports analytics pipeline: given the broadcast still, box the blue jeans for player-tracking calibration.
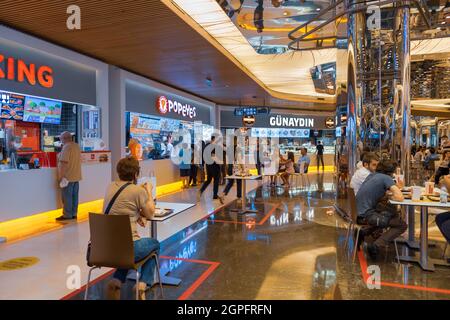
[436,212,450,244]
[61,182,79,218]
[113,238,160,286]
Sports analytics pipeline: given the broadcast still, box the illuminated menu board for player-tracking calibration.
[0,91,25,120]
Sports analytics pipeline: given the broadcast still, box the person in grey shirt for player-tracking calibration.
[356,160,406,259]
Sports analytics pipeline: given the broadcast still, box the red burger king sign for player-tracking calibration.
[156,95,197,119]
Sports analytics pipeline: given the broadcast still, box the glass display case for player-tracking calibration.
[125,111,213,160]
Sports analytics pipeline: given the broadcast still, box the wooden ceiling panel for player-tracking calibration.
[0,0,334,110]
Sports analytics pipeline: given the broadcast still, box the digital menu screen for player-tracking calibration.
[23,96,62,124]
[0,91,25,120]
[251,128,310,138]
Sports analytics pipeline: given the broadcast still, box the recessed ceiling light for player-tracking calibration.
[316,8,321,11]
[283,11,288,16]
[441,21,446,25]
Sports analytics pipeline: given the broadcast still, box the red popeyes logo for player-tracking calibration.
[157,96,169,115]
[155,95,197,119]
[0,54,54,88]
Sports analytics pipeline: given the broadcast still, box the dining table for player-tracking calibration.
[390,188,450,271]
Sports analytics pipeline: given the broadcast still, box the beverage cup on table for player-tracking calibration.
[411,186,422,201]
[395,174,404,186]
[425,182,435,195]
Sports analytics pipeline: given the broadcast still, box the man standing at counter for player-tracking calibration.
[56,132,82,221]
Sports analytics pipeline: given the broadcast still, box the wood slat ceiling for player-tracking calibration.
[0,0,334,111]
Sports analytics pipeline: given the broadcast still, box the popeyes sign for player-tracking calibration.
[0,54,54,88]
[156,95,197,119]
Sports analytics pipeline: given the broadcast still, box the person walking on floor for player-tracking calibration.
[197,136,224,204]
[221,138,242,199]
[189,144,198,186]
[316,140,325,172]
[56,131,82,221]
[178,140,191,189]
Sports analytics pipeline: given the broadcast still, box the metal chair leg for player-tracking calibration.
[394,239,400,265]
[344,221,353,250]
[84,266,98,300]
[136,271,140,300]
[352,228,360,263]
[443,242,449,259]
[154,254,164,299]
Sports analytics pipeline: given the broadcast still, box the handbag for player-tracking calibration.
[86,182,132,266]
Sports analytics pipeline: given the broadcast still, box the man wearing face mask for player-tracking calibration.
[56,131,82,221]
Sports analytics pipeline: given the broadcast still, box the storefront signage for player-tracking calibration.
[269,115,314,128]
[156,95,196,119]
[325,117,335,129]
[242,115,255,127]
[0,54,53,88]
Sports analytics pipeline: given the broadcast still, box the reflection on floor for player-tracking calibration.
[1,173,450,300]
[64,173,450,300]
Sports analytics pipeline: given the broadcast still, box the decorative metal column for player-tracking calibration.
[346,1,411,178]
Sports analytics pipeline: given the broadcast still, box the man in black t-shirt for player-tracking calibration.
[316,141,325,171]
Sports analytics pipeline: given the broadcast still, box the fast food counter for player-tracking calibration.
[0,162,111,223]
[140,158,181,185]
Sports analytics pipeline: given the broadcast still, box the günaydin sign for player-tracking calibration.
[269,115,314,128]
[0,54,54,88]
[156,95,197,119]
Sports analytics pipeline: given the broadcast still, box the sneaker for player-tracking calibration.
[218,195,225,204]
[132,282,147,300]
[55,216,75,221]
[106,279,121,300]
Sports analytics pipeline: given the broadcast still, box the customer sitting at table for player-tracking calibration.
[298,148,310,173]
[280,152,295,188]
[356,160,407,259]
[434,150,450,184]
[424,147,440,169]
[350,152,379,195]
[104,157,159,300]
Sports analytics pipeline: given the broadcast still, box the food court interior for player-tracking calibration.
[0,0,450,300]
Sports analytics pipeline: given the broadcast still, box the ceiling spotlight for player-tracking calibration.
[283,11,289,16]
[316,8,321,11]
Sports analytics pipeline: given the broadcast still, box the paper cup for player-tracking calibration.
[411,186,422,201]
[425,182,435,195]
[396,174,404,185]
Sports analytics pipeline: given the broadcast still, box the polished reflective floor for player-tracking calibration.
[65,173,450,300]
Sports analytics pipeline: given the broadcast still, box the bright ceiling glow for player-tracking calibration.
[163,0,450,104]
[164,0,337,104]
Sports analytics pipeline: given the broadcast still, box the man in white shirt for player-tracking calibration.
[350,152,379,195]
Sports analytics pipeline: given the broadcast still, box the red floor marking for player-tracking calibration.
[159,256,221,301]
[60,256,220,300]
[60,269,115,300]
[357,248,450,295]
[258,203,281,225]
